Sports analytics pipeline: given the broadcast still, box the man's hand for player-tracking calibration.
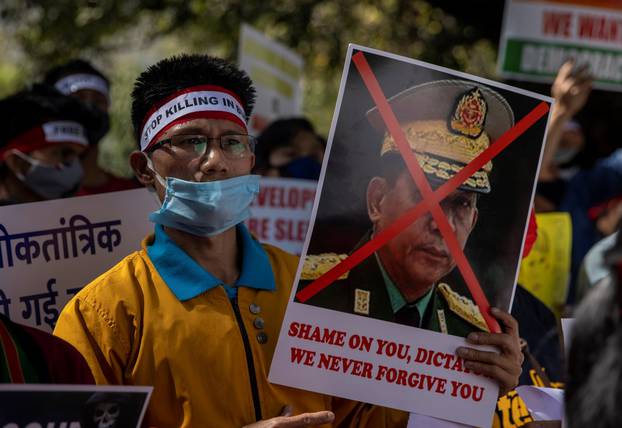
[243,405,335,428]
[551,59,592,119]
[456,307,523,397]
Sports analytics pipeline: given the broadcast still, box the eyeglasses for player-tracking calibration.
[149,134,256,160]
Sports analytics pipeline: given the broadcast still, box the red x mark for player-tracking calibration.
[296,51,550,333]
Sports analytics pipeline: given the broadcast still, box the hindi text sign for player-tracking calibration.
[0,189,158,332]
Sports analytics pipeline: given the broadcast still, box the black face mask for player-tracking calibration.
[279,156,322,180]
[84,104,110,144]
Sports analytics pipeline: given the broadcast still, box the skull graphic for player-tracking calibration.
[93,402,121,428]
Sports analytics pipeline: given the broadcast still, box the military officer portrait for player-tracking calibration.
[295,58,547,338]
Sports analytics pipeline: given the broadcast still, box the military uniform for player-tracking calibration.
[298,79,515,337]
[298,235,489,336]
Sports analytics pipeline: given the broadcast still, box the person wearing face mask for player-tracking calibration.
[255,117,325,180]
[43,59,140,196]
[0,85,96,205]
[53,54,409,428]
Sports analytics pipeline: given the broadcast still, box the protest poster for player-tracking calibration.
[498,0,622,91]
[0,384,152,428]
[0,188,158,332]
[518,212,572,316]
[269,44,552,426]
[238,23,304,134]
[246,177,317,254]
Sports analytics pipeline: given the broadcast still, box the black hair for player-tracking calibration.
[43,58,109,87]
[566,232,622,427]
[254,117,317,171]
[0,83,99,150]
[131,54,256,146]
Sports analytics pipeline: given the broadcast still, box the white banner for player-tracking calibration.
[238,24,304,134]
[0,189,158,332]
[499,0,622,91]
[270,44,552,426]
[247,177,316,254]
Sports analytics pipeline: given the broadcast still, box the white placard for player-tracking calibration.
[238,23,304,134]
[516,386,564,422]
[247,177,316,254]
[0,188,158,332]
[408,412,473,427]
[269,44,552,426]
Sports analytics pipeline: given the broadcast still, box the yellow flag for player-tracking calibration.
[518,212,572,317]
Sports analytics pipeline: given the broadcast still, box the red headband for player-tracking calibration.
[140,85,247,151]
[0,121,88,160]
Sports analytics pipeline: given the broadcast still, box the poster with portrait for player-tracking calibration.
[0,384,152,428]
[269,45,552,426]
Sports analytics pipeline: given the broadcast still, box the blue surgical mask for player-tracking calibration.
[147,158,260,237]
[14,151,83,199]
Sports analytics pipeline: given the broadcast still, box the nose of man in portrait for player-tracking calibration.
[299,80,514,338]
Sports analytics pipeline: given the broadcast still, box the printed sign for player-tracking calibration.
[247,177,317,254]
[0,189,158,332]
[499,0,622,91]
[270,44,552,426]
[0,384,152,428]
[518,212,572,316]
[238,23,304,133]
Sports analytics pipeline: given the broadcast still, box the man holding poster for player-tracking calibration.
[54,53,405,427]
[54,50,526,427]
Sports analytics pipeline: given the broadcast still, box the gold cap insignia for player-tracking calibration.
[354,289,371,315]
[449,88,487,138]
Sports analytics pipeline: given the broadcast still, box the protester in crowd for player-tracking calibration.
[535,59,591,212]
[44,59,140,195]
[534,60,622,303]
[54,53,523,428]
[0,84,95,205]
[0,313,93,384]
[566,231,622,428]
[254,117,325,180]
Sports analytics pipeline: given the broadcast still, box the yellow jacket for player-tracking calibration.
[54,229,407,428]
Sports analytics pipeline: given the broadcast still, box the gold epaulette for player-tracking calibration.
[438,283,489,332]
[301,253,349,281]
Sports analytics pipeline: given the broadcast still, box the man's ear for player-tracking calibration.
[367,177,389,225]
[129,150,154,186]
[250,153,256,171]
[3,151,30,177]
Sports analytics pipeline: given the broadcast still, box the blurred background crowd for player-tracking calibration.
[0,1,621,427]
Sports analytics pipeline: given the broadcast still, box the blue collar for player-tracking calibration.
[147,224,276,301]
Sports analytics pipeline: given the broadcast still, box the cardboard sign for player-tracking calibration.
[247,177,317,254]
[518,212,572,317]
[238,23,304,133]
[270,44,552,426]
[0,189,158,332]
[0,384,152,428]
[499,0,622,91]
